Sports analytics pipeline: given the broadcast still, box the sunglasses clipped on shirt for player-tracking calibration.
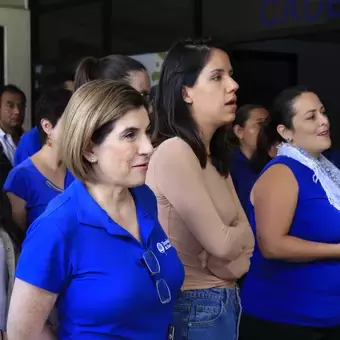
[142,249,172,304]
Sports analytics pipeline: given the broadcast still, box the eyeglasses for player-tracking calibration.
[142,249,171,304]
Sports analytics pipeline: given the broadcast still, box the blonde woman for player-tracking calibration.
[7,80,184,340]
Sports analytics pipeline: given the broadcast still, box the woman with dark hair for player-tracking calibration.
[4,89,74,231]
[230,104,269,216]
[239,86,340,340]
[74,55,151,107]
[146,39,254,340]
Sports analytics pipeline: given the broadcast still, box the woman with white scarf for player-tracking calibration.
[239,86,340,340]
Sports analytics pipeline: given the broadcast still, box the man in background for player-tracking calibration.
[0,85,26,166]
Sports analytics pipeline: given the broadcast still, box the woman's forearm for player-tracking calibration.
[206,249,252,280]
[259,234,340,262]
[198,223,254,281]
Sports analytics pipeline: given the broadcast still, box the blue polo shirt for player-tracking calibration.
[16,180,185,339]
[230,149,259,217]
[4,158,74,226]
[14,126,42,166]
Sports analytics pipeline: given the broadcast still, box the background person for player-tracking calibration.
[4,89,74,231]
[0,85,26,166]
[230,104,269,216]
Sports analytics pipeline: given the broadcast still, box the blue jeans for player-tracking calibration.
[173,287,242,340]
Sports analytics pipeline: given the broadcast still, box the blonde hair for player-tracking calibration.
[60,79,146,182]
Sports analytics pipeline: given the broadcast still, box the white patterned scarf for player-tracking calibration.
[277,142,340,211]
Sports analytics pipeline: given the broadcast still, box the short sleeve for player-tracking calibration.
[14,128,41,166]
[3,167,29,202]
[15,217,71,294]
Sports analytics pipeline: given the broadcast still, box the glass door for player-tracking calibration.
[0,7,31,129]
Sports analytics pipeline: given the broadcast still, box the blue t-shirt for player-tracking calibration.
[4,158,74,226]
[16,180,185,339]
[241,156,340,327]
[230,149,259,217]
[14,126,42,166]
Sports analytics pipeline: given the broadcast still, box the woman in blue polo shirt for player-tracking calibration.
[7,80,184,340]
[230,104,269,216]
[4,88,74,231]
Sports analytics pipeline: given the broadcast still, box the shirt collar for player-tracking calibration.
[0,128,6,139]
[0,127,24,140]
[73,180,156,246]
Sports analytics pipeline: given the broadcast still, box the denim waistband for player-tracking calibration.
[180,287,239,302]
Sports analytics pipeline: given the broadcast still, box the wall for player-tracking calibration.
[37,0,193,60]
[39,2,103,63]
[36,0,340,59]
[131,52,166,86]
[232,38,340,145]
[0,7,31,129]
[0,0,27,9]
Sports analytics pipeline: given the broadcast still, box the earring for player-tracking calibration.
[286,137,292,143]
[90,156,97,163]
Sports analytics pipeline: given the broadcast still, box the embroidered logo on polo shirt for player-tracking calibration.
[156,239,172,254]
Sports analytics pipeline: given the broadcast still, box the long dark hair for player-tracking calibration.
[152,38,231,177]
[0,193,24,248]
[74,55,146,91]
[249,85,311,173]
